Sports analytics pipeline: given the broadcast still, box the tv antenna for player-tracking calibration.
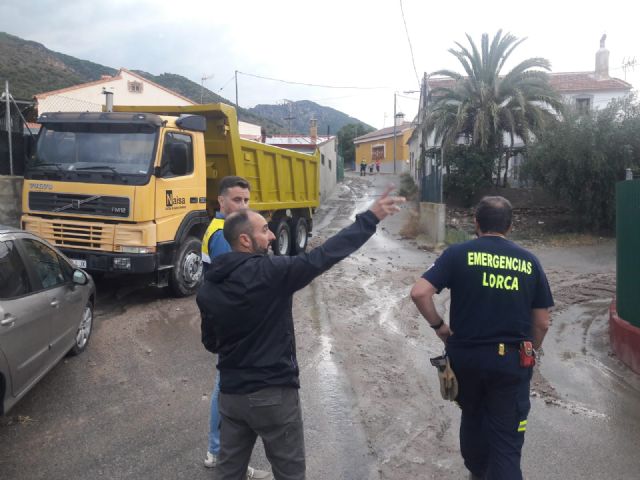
[200,74,215,103]
[283,99,296,136]
[622,57,638,81]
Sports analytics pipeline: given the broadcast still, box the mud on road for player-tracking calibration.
[1,172,638,480]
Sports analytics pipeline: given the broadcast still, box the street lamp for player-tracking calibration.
[393,90,420,174]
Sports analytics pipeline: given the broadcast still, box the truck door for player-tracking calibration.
[155,131,201,242]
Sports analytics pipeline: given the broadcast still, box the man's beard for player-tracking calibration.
[250,235,269,255]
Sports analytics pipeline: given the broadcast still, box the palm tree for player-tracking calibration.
[425,30,563,185]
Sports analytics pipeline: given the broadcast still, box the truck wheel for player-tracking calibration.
[169,236,203,297]
[272,219,291,256]
[291,217,308,254]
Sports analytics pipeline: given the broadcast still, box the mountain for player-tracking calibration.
[0,32,371,135]
[131,70,283,133]
[0,32,117,100]
[248,100,373,135]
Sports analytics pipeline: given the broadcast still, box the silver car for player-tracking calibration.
[0,225,95,414]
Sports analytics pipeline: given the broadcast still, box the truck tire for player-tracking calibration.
[291,217,308,254]
[169,236,203,297]
[272,219,291,256]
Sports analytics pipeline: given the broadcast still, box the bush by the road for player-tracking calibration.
[523,94,640,232]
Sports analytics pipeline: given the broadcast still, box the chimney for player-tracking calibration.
[309,118,318,144]
[595,34,610,80]
[102,88,114,112]
[394,112,405,127]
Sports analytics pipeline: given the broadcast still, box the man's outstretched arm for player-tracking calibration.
[280,185,405,293]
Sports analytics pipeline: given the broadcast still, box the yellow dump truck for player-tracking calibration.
[21,103,319,296]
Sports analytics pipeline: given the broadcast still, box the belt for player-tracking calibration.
[497,343,519,355]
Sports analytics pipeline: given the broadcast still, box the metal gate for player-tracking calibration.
[420,167,442,203]
[616,179,640,327]
[336,154,344,182]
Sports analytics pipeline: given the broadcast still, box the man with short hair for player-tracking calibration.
[201,176,270,479]
[411,196,553,480]
[197,187,404,480]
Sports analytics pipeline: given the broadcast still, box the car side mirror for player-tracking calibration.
[73,269,89,285]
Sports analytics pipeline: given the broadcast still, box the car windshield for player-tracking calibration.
[28,123,158,184]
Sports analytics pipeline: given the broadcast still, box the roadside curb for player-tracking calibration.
[609,298,640,374]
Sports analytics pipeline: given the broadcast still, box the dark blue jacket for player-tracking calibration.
[197,210,379,394]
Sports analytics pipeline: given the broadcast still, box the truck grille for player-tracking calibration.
[29,192,130,218]
[25,218,115,251]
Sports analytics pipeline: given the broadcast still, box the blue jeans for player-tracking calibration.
[208,371,221,455]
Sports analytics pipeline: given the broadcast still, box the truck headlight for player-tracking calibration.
[119,246,155,254]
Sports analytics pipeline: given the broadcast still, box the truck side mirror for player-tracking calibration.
[169,143,188,176]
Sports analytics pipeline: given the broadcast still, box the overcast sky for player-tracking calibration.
[2,0,639,128]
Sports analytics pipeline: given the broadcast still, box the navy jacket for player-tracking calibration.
[197,210,379,394]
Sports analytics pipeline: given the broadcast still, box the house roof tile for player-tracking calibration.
[427,71,632,93]
[354,123,412,143]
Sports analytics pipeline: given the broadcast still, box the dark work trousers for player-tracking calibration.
[448,345,533,480]
[217,386,305,480]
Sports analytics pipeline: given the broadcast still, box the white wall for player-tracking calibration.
[37,70,194,113]
[318,138,337,202]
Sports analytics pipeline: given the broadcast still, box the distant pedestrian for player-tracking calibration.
[375,159,381,173]
[411,196,553,480]
[360,158,367,176]
[369,163,374,174]
[198,186,405,480]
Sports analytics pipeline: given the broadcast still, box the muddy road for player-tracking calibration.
[1,173,639,479]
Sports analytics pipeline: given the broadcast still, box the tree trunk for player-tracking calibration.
[503,152,510,187]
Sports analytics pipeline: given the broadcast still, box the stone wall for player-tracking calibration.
[0,176,23,227]
[418,201,445,246]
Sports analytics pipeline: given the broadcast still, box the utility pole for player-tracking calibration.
[393,93,398,174]
[235,70,239,107]
[4,80,13,176]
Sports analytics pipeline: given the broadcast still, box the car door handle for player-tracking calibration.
[0,315,15,327]
[50,300,60,307]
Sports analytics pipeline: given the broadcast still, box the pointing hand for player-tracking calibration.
[369,184,406,221]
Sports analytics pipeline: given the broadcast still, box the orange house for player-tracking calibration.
[354,118,413,174]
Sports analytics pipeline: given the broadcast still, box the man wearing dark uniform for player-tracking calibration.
[411,196,552,480]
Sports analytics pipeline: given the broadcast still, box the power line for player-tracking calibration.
[399,0,421,87]
[236,70,389,90]
[217,74,236,92]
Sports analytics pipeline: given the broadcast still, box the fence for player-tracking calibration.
[1,82,36,176]
[616,179,640,327]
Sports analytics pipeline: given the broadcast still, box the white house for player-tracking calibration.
[266,119,338,201]
[35,68,195,113]
[408,36,633,187]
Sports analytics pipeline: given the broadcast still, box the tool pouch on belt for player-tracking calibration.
[519,341,536,368]
[430,354,458,401]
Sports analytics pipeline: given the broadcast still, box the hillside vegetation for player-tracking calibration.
[0,31,369,134]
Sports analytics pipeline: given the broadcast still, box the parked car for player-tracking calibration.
[0,225,95,414]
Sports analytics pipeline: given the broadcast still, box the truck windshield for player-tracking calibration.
[27,123,158,185]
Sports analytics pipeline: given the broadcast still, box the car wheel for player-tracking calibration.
[291,217,308,254]
[169,236,203,297]
[69,302,93,356]
[272,219,292,256]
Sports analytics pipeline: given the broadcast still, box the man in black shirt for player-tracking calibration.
[411,196,552,480]
[197,187,404,480]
